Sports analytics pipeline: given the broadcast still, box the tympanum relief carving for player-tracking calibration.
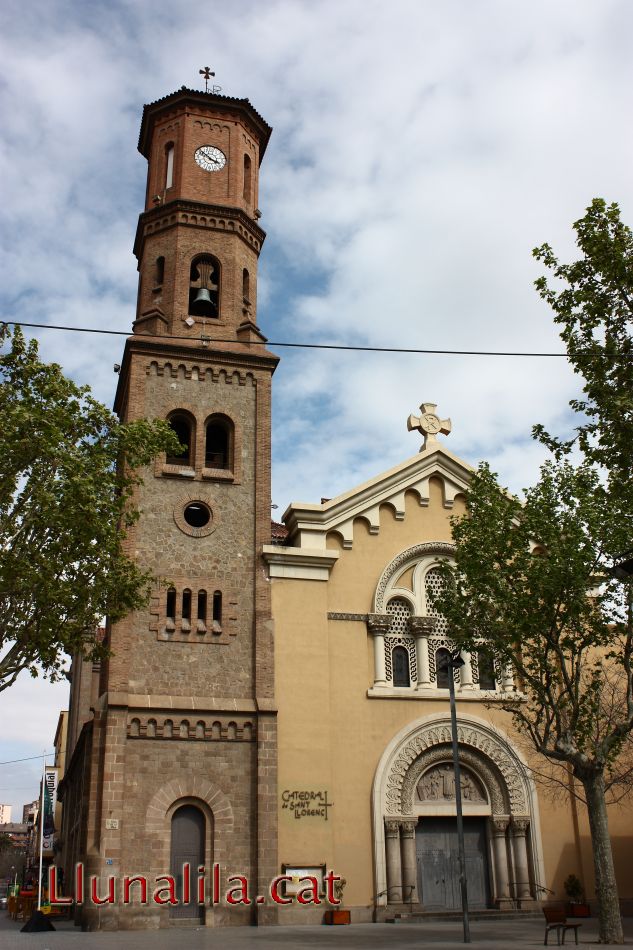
[417,765,486,803]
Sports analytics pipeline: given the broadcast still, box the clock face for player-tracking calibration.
[194,145,226,172]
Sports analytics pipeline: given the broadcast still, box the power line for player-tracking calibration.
[0,754,54,767]
[1,318,613,359]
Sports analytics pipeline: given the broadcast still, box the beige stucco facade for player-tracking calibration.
[265,438,633,922]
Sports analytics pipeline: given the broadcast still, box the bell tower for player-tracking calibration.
[133,87,270,342]
[72,87,279,930]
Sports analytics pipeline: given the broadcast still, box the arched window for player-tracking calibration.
[197,590,207,626]
[188,255,220,318]
[166,587,177,620]
[165,144,174,189]
[205,415,232,469]
[243,154,251,201]
[478,649,496,690]
[242,268,250,302]
[182,589,191,621]
[436,648,452,689]
[213,591,222,628]
[166,412,193,466]
[392,647,410,687]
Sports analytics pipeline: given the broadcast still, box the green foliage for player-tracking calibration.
[0,325,181,692]
[564,874,584,902]
[0,834,16,855]
[436,459,633,773]
[433,199,633,944]
[533,198,633,477]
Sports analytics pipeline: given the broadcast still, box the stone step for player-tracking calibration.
[386,909,544,923]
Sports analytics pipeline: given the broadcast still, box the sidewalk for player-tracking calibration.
[1,913,632,950]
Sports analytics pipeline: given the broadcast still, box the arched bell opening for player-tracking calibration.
[166,411,195,467]
[188,255,220,318]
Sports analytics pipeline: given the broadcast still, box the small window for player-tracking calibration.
[155,256,165,286]
[166,413,193,466]
[478,649,496,690]
[243,154,251,201]
[166,587,177,620]
[189,255,219,318]
[205,418,231,469]
[242,268,250,302]
[213,591,222,624]
[182,589,191,621]
[436,648,452,689]
[197,590,207,623]
[392,647,410,687]
[165,144,174,189]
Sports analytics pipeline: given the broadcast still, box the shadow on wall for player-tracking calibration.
[551,835,633,914]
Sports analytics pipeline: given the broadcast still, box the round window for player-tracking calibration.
[173,496,217,537]
[183,502,211,528]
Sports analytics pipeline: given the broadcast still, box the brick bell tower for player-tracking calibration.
[76,87,279,929]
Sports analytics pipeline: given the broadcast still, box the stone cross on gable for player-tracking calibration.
[407,402,452,451]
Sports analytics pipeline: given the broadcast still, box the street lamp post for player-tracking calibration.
[441,648,471,944]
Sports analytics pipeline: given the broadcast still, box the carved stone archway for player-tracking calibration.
[372,713,544,911]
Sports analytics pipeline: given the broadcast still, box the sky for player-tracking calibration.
[1,0,633,818]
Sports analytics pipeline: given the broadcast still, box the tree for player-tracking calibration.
[0,325,180,693]
[0,833,16,854]
[434,200,633,945]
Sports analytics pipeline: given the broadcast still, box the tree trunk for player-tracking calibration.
[579,770,623,944]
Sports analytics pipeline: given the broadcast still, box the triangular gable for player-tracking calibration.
[281,444,474,551]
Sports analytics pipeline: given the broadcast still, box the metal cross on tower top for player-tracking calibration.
[407,402,452,451]
[199,66,215,92]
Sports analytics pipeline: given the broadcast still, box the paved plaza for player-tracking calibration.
[1,913,632,950]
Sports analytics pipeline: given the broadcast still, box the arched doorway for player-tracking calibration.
[415,763,491,909]
[372,714,544,913]
[170,804,205,921]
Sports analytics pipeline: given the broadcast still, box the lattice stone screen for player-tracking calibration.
[424,568,449,636]
[385,598,416,683]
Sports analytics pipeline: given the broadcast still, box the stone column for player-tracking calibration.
[491,816,512,907]
[385,819,403,903]
[367,614,391,686]
[501,663,515,692]
[511,818,533,902]
[460,650,474,689]
[409,616,434,688]
[400,820,418,904]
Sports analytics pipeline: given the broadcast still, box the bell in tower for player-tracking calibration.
[188,256,219,317]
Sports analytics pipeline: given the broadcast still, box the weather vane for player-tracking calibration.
[199,66,219,94]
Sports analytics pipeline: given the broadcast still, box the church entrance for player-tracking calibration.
[169,804,205,921]
[416,817,490,910]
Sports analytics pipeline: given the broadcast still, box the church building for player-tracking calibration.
[59,85,632,929]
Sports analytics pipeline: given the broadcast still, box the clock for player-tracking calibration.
[194,145,226,172]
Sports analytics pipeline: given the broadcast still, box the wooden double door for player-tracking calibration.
[416,817,490,910]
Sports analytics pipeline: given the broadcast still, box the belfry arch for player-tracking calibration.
[372,713,545,912]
